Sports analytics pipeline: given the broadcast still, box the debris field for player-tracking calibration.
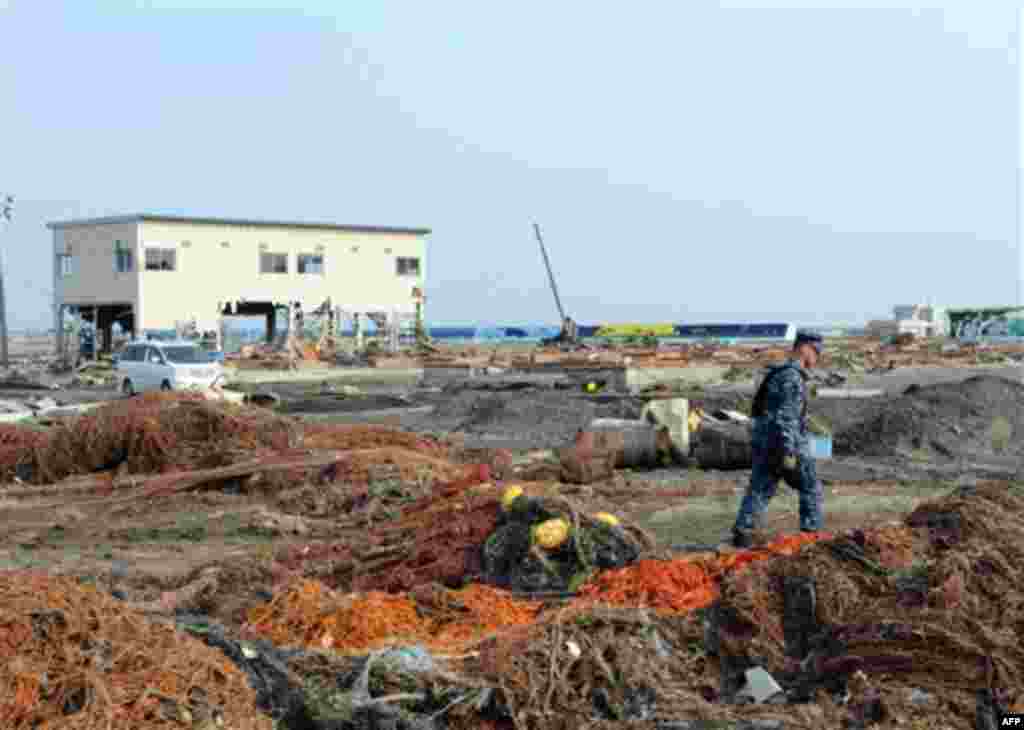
[0,345,1022,730]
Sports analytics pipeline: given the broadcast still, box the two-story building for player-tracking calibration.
[47,214,430,353]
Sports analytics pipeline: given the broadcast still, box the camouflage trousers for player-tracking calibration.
[733,441,824,535]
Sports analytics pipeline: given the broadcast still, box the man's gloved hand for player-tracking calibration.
[783,453,798,471]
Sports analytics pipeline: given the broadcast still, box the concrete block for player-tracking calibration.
[641,397,689,456]
[625,365,730,393]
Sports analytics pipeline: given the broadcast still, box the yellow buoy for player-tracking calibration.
[501,485,524,510]
[592,512,620,527]
[532,518,571,550]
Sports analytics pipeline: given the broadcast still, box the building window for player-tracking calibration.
[145,248,177,271]
[114,240,133,273]
[298,254,324,275]
[57,254,74,277]
[260,252,288,274]
[396,257,420,277]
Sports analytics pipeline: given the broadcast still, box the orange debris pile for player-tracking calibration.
[430,584,541,648]
[578,531,830,613]
[301,423,448,455]
[0,392,297,484]
[245,580,540,655]
[0,571,272,730]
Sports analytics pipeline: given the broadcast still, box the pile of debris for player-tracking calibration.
[302,422,449,456]
[576,532,828,614]
[0,392,300,484]
[481,489,655,594]
[711,482,1024,726]
[244,580,541,656]
[0,572,273,729]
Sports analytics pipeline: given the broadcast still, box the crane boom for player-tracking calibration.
[532,223,566,323]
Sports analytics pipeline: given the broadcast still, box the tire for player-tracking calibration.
[122,379,135,397]
[161,380,172,392]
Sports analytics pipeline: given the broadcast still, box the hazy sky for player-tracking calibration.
[1,1,1021,328]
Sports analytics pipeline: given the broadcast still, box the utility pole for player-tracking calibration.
[0,194,12,368]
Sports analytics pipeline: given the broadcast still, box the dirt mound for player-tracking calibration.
[429,391,642,445]
[713,482,1024,727]
[833,375,1024,460]
[0,571,272,729]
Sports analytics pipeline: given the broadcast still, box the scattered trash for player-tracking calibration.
[736,667,784,704]
[247,391,282,408]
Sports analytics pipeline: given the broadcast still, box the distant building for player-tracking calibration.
[947,306,1024,339]
[47,214,430,353]
[866,304,948,338]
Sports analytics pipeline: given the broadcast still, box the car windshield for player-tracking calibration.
[161,346,206,364]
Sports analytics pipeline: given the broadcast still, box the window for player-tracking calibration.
[162,346,206,364]
[57,254,74,277]
[145,248,176,271]
[396,257,420,277]
[121,345,144,362]
[298,254,324,275]
[114,241,133,273]
[260,252,288,274]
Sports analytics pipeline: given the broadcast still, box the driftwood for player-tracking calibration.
[0,452,345,509]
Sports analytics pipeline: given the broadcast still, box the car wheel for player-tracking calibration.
[161,380,172,391]
[122,379,135,397]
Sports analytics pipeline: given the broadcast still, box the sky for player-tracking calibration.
[1,0,1022,329]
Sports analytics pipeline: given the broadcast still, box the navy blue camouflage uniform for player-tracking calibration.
[733,355,824,539]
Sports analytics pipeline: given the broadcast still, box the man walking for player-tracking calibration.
[731,330,825,548]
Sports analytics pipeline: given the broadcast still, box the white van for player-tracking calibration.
[116,340,225,395]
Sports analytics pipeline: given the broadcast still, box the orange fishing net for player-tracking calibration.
[0,571,272,730]
[0,392,298,484]
[245,580,539,655]
[577,532,831,613]
[301,423,448,456]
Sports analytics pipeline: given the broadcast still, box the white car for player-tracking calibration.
[116,340,225,395]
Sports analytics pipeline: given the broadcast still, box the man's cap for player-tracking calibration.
[794,330,824,354]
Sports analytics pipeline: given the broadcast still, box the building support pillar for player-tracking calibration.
[55,303,65,360]
[214,302,223,352]
[353,312,364,350]
[388,310,399,353]
[266,307,276,344]
[91,306,98,361]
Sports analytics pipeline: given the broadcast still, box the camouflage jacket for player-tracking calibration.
[751,359,809,455]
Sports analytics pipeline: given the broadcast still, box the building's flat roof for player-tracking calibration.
[46,214,431,236]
